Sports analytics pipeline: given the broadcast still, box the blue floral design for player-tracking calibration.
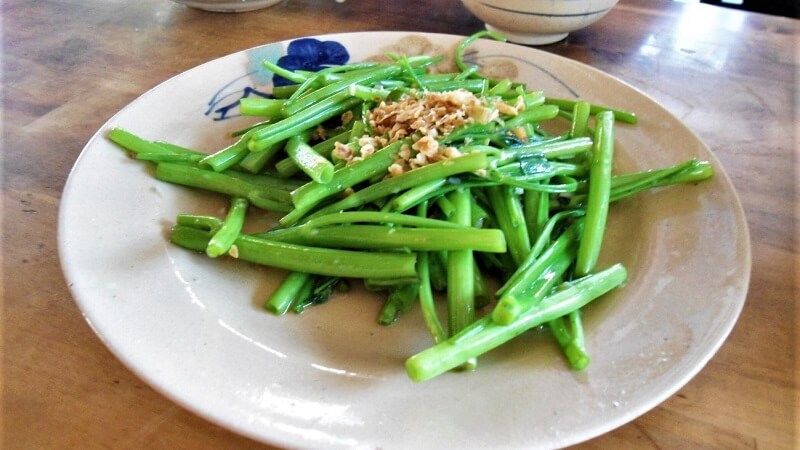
[205,39,348,121]
[273,38,350,86]
[206,81,271,121]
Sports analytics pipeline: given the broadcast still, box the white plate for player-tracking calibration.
[59,32,750,449]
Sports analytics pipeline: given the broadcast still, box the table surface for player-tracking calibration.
[2,0,797,448]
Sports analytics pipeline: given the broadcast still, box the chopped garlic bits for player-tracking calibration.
[334,89,522,176]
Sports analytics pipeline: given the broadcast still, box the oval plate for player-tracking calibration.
[58,32,750,449]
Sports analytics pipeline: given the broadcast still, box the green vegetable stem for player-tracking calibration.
[405,264,628,382]
[575,111,615,277]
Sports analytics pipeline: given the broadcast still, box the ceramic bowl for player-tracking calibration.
[173,0,282,12]
[461,0,619,45]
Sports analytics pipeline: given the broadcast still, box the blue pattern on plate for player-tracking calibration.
[205,39,349,120]
[205,42,283,121]
[272,38,349,86]
[206,81,272,121]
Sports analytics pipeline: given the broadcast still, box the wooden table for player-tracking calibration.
[3,0,797,447]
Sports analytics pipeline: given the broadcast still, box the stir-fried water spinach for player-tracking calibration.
[108,32,713,381]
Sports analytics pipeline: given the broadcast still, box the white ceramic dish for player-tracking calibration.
[461,0,620,45]
[173,0,282,13]
[59,32,750,449]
